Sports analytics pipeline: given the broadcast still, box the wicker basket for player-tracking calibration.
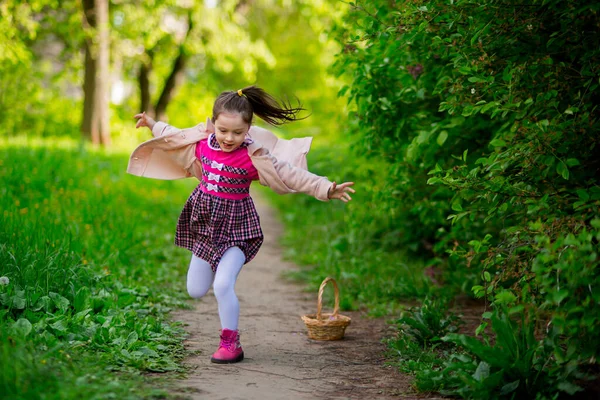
[301,277,351,340]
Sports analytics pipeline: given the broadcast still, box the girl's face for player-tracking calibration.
[214,112,250,152]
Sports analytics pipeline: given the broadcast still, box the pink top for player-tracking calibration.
[195,135,259,200]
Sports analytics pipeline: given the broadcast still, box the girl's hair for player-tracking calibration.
[212,85,306,126]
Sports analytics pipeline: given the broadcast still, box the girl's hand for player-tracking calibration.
[327,181,355,203]
[134,112,156,130]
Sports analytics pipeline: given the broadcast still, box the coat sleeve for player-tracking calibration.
[127,121,206,180]
[152,121,179,137]
[255,148,333,202]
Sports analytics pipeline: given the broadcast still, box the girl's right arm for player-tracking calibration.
[134,112,179,138]
[134,112,156,131]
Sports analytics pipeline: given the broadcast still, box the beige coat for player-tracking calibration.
[127,119,333,201]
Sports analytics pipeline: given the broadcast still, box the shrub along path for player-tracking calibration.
[171,190,442,400]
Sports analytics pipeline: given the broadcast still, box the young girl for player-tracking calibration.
[128,86,354,364]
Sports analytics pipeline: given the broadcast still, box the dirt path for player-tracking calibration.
[171,192,438,400]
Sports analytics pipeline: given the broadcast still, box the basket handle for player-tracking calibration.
[316,277,340,320]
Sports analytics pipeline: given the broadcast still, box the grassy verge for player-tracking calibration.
[1,136,196,399]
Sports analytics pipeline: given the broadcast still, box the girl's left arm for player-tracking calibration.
[259,150,354,202]
[326,181,355,203]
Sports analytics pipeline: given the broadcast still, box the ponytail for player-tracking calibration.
[212,85,306,126]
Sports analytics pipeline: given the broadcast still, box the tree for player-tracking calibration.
[81,0,110,146]
[112,0,276,123]
[151,10,194,121]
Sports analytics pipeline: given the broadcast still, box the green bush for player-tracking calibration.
[333,0,599,395]
[532,219,600,365]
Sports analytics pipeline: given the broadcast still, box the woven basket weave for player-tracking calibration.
[301,277,351,340]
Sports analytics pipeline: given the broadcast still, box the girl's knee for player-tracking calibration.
[187,282,211,299]
[212,280,234,300]
[187,256,213,298]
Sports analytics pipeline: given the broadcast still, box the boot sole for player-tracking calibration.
[210,352,244,364]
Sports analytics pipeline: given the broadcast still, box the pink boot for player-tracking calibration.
[210,329,244,364]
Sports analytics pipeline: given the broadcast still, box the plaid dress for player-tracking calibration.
[175,135,264,271]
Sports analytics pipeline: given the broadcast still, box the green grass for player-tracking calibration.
[262,143,433,316]
[0,136,197,399]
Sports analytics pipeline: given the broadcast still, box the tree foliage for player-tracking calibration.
[0,0,343,143]
[333,0,599,395]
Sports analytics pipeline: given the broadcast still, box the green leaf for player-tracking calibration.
[451,200,463,212]
[502,66,513,82]
[450,212,469,225]
[475,322,488,336]
[508,305,525,315]
[10,290,27,309]
[462,106,474,116]
[12,318,33,337]
[74,308,92,321]
[74,287,91,312]
[475,157,489,166]
[470,21,490,46]
[473,361,490,381]
[437,130,448,146]
[444,333,507,365]
[0,293,7,307]
[500,380,520,395]
[127,331,139,347]
[49,292,70,312]
[472,285,485,298]
[557,382,583,395]
[552,290,569,305]
[32,296,52,312]
[494,290,517,305]
[50,319,68,332]
[490,139,506,147]
[427,177,443,185]
[428,163,443,175]
[138,347,159,358]
[556,161,569,180]
[469,240,481,252]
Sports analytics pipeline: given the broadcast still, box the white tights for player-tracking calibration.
[186,247,245,330]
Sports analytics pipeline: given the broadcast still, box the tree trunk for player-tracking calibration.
[138,51,154,115]
[96,0,110,146]
[81,0,110,146]
[152,11,194,121]
[154,51,186,122]
[81,0,96,142]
